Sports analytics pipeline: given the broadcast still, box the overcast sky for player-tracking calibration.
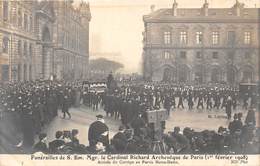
[77,0,259,73]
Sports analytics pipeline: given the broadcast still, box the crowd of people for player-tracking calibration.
[31,109,258,154]
[0,80,80,153]
[0,80,259,154]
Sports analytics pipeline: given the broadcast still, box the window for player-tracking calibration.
[227,31,236,45]
[29,16,33,32]
[196,51,202,59]
[180,51,186,59]
[180,31,187,44]
[23,42,27,57]
[29,44,33,57]
[212,52,219,59]
[163,51,171,59]
[2,37,9,53]
[1,65,9,81]
[212,32,219,45]
[24,13,28,31]
[244,32,251,44]
[196,32,203,44]
[18,9,22,27]
[18,40,22,56]
[11,2,17,25]
[3,1,8,21]
[163,31,171,44]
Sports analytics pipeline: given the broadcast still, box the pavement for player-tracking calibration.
[43,103,259,146]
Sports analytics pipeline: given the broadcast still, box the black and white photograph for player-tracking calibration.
[0,0,259,165]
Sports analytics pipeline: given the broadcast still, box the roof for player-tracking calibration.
[144,8,259,22]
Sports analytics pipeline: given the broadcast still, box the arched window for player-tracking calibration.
[178,65,189,83]
[227,66,236,84]
[2,37,9,53]
[242,67,254,83]
[211,68,221,83]
[194,65,204,84]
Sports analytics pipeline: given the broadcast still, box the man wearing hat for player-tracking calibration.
[112,125,127,153]
[33,133,48,153]
[88,115,109,148]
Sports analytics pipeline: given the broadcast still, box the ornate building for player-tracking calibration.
[142,0,259,84]
[0,0,91,81]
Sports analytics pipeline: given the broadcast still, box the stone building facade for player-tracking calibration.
[0,0,91,81]
[142,0,259,85]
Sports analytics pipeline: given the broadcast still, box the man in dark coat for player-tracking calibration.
[112,125,128,153]
[197,95,204,109]
[164,94,172,115]
[187,92,193,110]
[49,131,65,153]
[226,96,232,120]
[92,92,99,111]
[177,93,184,109]
[62,94,71,119]
[33,133,48,153]
[228,114,243,135]
[88,115,109,148]
[131,113,146,136]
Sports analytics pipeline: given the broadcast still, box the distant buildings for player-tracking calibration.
[142,0,259,84]
[0,0,91,81]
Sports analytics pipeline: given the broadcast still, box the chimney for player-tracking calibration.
[202,0,209,16]
[172,0,178,16]
[150,5,155,12]
[233,0,244,16]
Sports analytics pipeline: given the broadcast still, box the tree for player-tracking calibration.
[89,58,124,72]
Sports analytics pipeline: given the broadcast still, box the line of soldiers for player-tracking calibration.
[0,81,79,153]
[81,90,102,111]
[99,83,257,126]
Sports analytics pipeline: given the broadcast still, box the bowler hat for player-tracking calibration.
[96,114,103,119]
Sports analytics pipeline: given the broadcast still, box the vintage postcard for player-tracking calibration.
[0,0,259,166]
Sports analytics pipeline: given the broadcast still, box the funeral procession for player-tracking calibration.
[0,0,259,155]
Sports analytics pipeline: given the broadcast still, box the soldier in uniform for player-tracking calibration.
[225,96,232,120]
[92,92,99,111]
[197,94,204,109]
[177,92,184,109]
[187,92,193,110]
[206,93,213,110]
[61,92,71,119]
[164,94,172,115]
[213,92,221,110]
